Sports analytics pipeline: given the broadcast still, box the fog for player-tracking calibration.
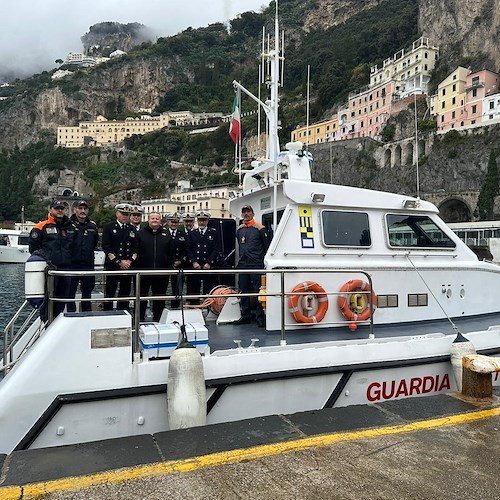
[0,0,267,82]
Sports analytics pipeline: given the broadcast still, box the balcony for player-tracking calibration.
[465,81,485,92]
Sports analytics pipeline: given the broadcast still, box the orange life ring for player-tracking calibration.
[288,281,329,324]
[337,279,377,330]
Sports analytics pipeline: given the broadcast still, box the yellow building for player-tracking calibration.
[291,117,339,145]
[434,66,470,131]
[57,114,171,147]
[57,111,226,148]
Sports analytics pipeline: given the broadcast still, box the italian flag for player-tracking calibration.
[229,95,241,144]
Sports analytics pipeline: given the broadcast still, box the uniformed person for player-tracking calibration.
[130,205,143,232]
[181,212,196,232]
[186,210,221,304]
[234,204,269,327]
[101,203,139,311]
[28,199,75,321]
[67,199,99,312]
[166,212,187,308]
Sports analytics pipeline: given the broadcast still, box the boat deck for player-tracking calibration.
[180,310,500,353]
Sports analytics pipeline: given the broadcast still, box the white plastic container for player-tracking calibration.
[25,260,47,299]
[139,322,209,359]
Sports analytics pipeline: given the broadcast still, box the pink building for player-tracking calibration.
[463,70,499,127]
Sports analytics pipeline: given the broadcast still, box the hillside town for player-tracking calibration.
[292,37,499,144]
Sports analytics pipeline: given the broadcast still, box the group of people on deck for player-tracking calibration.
[28,199,269,327]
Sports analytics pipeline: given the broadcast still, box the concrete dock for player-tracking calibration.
[1,389,499,499]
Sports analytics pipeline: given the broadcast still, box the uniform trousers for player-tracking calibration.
[67,264,95,312]
[238,272,264,322]
[104,272,132,311]
[139,275,167,321]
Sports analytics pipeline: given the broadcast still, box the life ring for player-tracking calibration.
[288,281,329,324]
[337,279,377,331]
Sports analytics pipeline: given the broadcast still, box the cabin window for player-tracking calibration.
[377,295,398,308]
[408,294,428,307]
[386,215,455,248]
[18,235,30,246]
[321,211,371,247]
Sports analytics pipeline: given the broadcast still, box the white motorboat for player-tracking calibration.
[0,229,30,264]
[1,2,499,454]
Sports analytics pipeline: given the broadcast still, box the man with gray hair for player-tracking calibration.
[137,212,172,321]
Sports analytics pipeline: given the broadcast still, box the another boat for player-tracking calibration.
[1,3,499,454]
[0,229,30,263]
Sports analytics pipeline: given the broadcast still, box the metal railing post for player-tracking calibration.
[133,271,141,361]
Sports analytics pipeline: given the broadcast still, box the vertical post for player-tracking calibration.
[133,271,141,361]
[280,270,286,345]
[47,272,54,325]
[414,92,420,198]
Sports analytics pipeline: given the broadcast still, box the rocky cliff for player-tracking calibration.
[81,22,156,56]
[419,0,499,71]
[0,0,497,153]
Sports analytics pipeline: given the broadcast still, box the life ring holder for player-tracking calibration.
[288,281,329,324]
[337,279,377,331]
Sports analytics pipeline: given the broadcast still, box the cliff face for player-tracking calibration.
[0,0,497,153]
[302,0,384,31]
[0,58,179,150]
[81,22,156,56]
[419,0,499,70]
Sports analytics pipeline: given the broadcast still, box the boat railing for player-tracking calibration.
[2,267,374,372]
[1,300,40,376]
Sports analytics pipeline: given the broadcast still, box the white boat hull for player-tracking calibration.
[0,245,30,264]
[1,312,499,454]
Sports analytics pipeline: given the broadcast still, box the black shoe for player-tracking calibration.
[234,316,251,325]
[257,320,265,328]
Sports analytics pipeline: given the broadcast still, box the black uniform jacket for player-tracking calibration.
[187,227,221,267]
[70,214,99,267]
[102,220,139,270]
[28,214,75,268]
[137,225,172,269]
[168,229,188,267]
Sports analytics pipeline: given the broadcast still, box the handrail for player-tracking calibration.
[3,267,375,373]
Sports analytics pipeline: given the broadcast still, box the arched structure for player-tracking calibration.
[438,198,472,223]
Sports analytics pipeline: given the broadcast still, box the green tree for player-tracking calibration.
[477,150,499,220]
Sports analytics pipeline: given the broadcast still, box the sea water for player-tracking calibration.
[0,263,26,357]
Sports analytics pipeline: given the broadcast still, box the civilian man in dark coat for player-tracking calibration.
[67,199,99,312]
[186,210,221,304]
[137,212,172,321]
[28,199,75,321]
[101,203,138,311]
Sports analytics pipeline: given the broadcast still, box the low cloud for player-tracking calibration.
[1,0,265,82]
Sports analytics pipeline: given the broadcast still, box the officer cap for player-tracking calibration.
[130,205,144,215]
[166,212,180,222]
[115,203,132,214]
[195,210,211,219]
[182,212,195,221]
[73,199,88,208]
[50,199,68,209]
[241,204,254,213]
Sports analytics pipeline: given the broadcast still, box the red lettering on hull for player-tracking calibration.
[367,374,451,402]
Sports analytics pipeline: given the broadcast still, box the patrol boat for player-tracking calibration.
[0,229,30,263]
[1,2,500,454]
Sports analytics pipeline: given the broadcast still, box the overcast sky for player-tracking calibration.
[1,0,268,81]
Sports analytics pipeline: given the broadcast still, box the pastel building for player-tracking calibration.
[141,184,239,221]
[57,111,226,148]
[434,68,499,132]
[290,37,439,144]
[291,117,339,145]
